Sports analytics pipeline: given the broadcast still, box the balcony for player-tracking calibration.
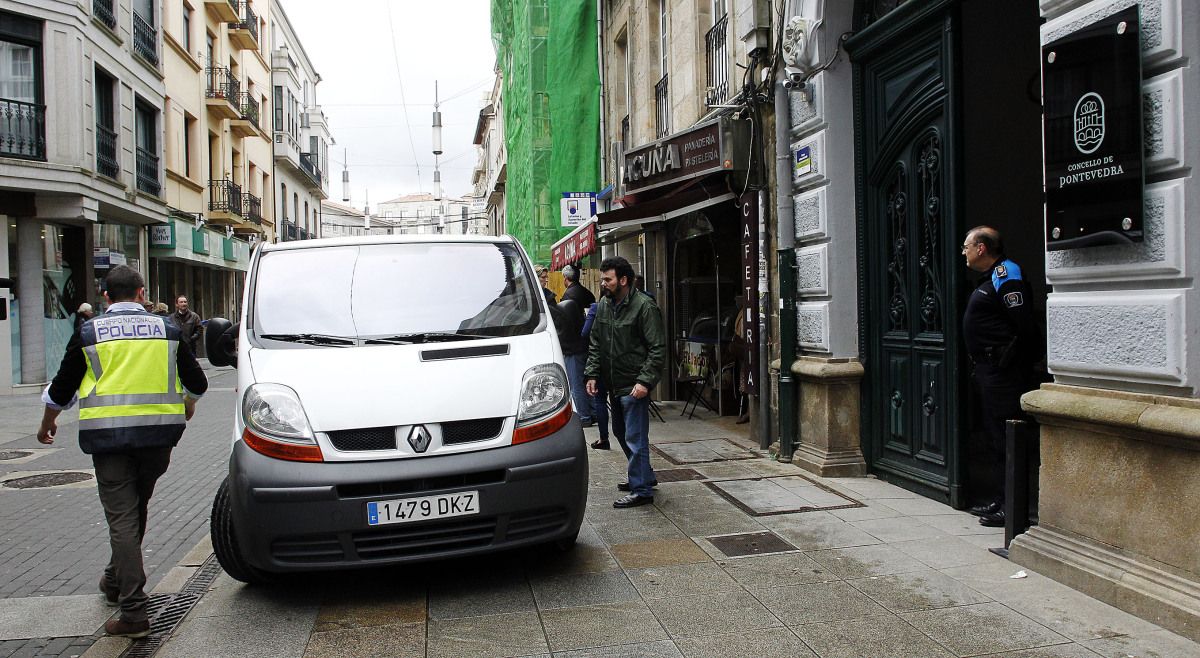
[705,14,729,108]
[0,99,46,160]
[204,67,241,120]
[207,178,243,224]
[135,147,160,196]
[93,0,117,30]
[298,152,322,188]
[234,192,264,233]
[205,0,239,22]
[280,220,297,241]
[230,92,260,137]
[228,3,259,51]
[655,74,670,139]
[132,13,158,66]
[96,124,118,179]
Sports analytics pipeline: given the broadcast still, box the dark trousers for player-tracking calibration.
[973,362,1028,505]
[606,390,632,459]
[93,447,173,623]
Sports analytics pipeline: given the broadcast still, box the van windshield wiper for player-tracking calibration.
[258,333,356,346]
[364,332,492,345]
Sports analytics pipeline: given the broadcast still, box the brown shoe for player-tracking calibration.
[98,576,118,607]
[104,617,150,639]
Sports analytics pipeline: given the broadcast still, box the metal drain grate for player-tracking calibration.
[0,450,32,460]
[707,531,797,557]
[120,554,223,658]
[3,472,93,488]
[654,468,705,483]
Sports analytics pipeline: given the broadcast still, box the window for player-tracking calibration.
[184,115,195,178]
[135,0,153,23]
[280,182,288,219]
[182,5,192,52]
[205,32,214,66]
[658,0,668,77]
[273,85,282,131]
[134,100,160,195]
[0,12,43,159]
[94,69,117,178]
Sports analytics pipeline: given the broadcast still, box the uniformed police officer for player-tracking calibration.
[37,265,208,638]
[961,226,1042,528]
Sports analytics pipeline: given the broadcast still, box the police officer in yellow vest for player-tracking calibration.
[37,265,208,639]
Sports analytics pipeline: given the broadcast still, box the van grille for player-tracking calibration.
[506,508,569,540]
[441,417,506,445]
[337,470,506,499]
[328,427,396,451]
[352,516,498,560]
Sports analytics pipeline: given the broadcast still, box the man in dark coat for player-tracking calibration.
[172,296,202,354]
[560,264,597,426]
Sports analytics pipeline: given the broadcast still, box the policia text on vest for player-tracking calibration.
[36,265,208,639]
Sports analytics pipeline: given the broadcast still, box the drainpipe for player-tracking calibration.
[774,80,799,462]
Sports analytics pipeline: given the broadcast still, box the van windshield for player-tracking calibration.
[251,242,540,342]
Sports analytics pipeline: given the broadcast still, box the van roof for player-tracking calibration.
[260,233,516,252]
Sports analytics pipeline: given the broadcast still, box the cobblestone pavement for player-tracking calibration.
[0,363,238,658]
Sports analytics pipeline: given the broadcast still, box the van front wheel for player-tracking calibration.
[211,477,274,586]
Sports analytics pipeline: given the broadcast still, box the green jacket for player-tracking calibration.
[584,289,666,397]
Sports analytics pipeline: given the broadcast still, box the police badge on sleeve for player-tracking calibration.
[1003,292,1024,308]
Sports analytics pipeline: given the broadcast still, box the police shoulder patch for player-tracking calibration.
[1004,292,1024,308]
[995,264,1007,278]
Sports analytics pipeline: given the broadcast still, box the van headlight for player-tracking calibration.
[516,363,568,425]
[242,383,314,442]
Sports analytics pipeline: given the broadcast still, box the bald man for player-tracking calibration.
[961,226,1042,528]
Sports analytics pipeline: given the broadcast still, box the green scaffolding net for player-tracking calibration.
[491,0,600,266]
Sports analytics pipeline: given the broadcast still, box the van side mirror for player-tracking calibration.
[204,317,239,368]
[550,299,581,345]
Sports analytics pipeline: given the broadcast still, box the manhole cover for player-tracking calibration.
[0,450,33,460]
[708,531,796,557]
[3,472,94,489]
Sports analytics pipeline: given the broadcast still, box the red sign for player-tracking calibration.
[551,221,596,270]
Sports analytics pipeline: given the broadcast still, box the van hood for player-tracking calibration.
[246,333,557,432]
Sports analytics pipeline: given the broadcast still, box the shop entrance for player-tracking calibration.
[849,1,1045,506]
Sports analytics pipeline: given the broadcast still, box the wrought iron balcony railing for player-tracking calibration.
[96,124,118,179]
[230,3,259,42]
[299,152,322,186]
[135,146,160,196]
[238,91,260,125]
[282,220,297,241]
[132,13,158,66]
[705,14,729,108]
[654,74,670,139]
[208,179,243,215]
[0,99,46,160]
[224,0,238,13]
[205,66,240,102]
[93,0,117,30]
[242,192,262,223]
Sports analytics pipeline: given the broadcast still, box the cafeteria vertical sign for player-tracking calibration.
[739,192,758,395]
[1042,5,1144,250]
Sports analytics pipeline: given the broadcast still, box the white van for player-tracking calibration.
[205,234,587,583]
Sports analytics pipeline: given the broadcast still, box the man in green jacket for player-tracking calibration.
[585,256,666,508]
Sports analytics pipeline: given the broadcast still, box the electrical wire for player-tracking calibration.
[384,1,423,193]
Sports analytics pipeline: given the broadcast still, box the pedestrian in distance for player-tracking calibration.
[74,302,95,333]
[535,265,557,308]
[36,265,208,638]
[581,300,611,448]
[559,264,597,426]
[173,295,202,354]
[585,256,666,508]
[152,302,170,316]
[961,226,1043,528]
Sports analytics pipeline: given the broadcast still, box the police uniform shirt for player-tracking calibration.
[962,259,1041,365]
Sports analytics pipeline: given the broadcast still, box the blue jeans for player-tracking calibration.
[564,354,592,422]
[610,392,655,497]
[593,380,609,441]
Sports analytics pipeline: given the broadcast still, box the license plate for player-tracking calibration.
[366,490,480,526]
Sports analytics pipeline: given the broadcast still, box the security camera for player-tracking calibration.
[783,66,807,90]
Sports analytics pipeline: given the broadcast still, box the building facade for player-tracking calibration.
[269,0,330,243]
[471,72,506,237]
[0,0,169,392]
[374,194,481,235]
[156,0,269,328]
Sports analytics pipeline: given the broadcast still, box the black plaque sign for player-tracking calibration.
[622,117,750,194]
[1042,6,1144,250]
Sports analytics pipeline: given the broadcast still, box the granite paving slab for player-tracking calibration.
[849,516,948,543]
[425,611,549,658]
[627,561,743,599]
[847,570,993,612]
[792,614,955,658]
[901,602,1071,656]
[673,628,818,658]
[758,511,883,551]
[752,580,892,625]
[529,569,638,610]
[1082,629,1200,657]
[0,595,113,640]
[609,538,710,569]
[975,644,1109,658]
[650,590,782,638]
[539,600,669,652]
[890,535,1004,570]
[303,621,425,658]
[1002,586,1165,642]
[551,639,682,658]
[717,552,836,588]
[156,606,319,658]
[806,543,928,579]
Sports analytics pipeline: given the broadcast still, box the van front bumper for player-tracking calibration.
[226,417,588,572]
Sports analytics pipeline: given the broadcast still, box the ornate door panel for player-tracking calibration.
[851,5,964,504]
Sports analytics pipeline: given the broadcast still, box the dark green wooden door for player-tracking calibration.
[850,3,964,505]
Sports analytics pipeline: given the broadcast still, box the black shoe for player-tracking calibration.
[104,617,150,639]
[613,494,654,508]
[590,440,610,450]
[979,510,1006,528]
[968,502,1002,517]
[617,481,658,492]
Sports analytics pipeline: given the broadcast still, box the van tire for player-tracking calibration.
[211,477,273,586]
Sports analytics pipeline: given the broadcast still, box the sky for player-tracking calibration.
[279,0,496,208]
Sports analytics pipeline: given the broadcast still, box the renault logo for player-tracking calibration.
[407,425,432,453]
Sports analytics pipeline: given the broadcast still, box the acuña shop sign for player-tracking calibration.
[622,117,749,194]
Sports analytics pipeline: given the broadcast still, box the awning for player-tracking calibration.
[594,174,737,243]
[550,220,597,270]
